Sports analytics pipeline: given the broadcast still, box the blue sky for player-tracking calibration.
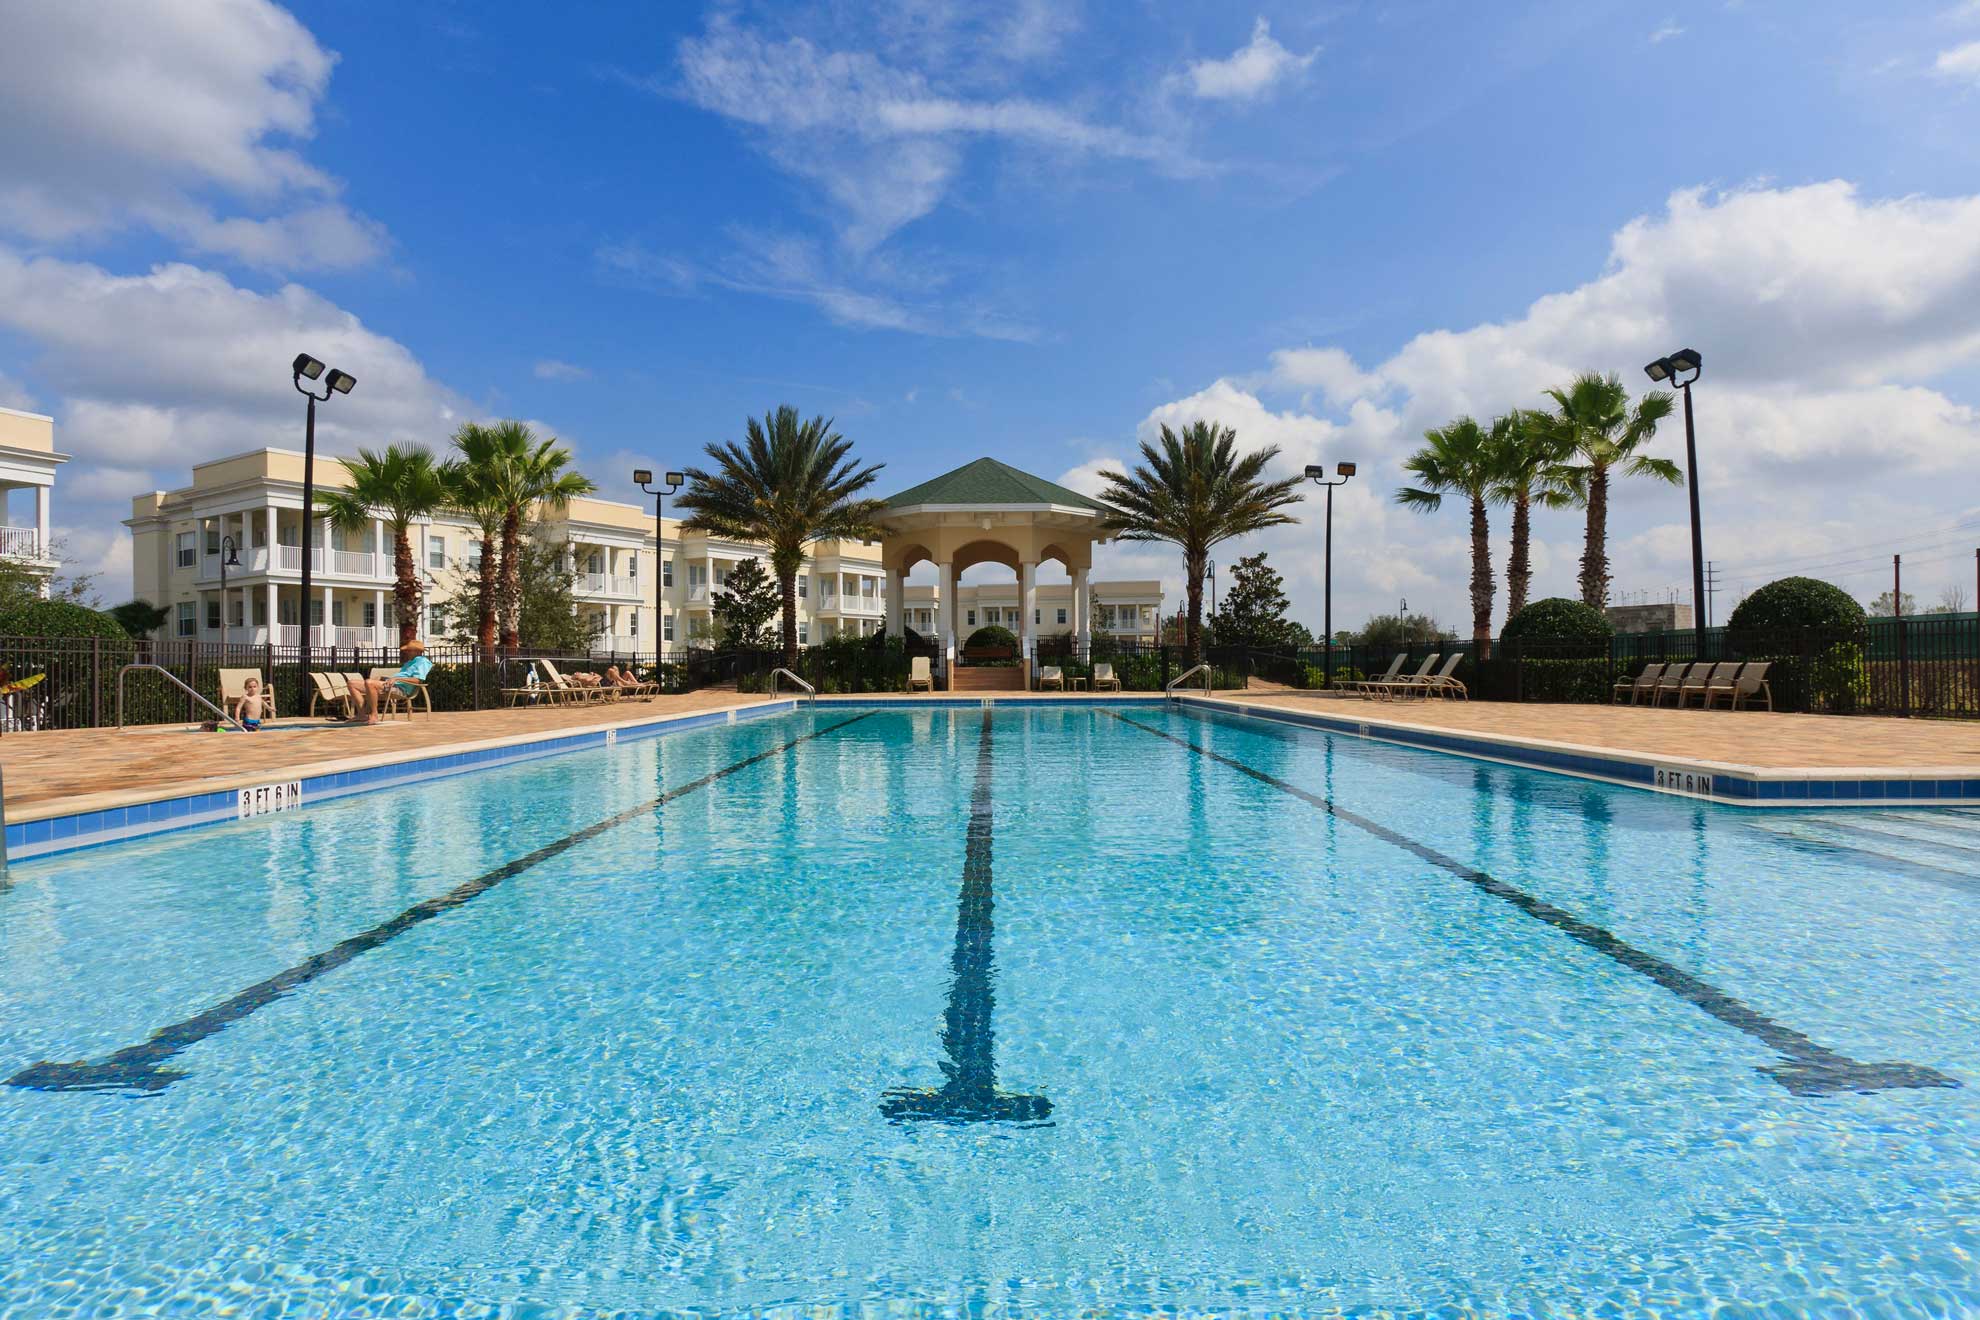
[3,0,1979,628]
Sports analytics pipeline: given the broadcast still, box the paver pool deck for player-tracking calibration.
[5,688,1980,828]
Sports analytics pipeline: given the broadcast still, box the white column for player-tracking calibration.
[321,584,333,647]
[374,518,386,575]
[372,589,386,646]
[885,566,904,635]
[265,506,278,565]
[1019,559,1038,662]
[938,560,958,687]
[265,582,279,643]
[1073,565,1090,652]
[33,485,51,557]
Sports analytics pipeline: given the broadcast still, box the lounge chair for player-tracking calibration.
[1092,662,1121,692]
[1421,653,1468,700]
[217,668,277,722]
[1651,662,1700,707]
[1614,662,1664,705]
[907,657,934,692]
[1706,661,1773,711]
[307,670,352,719]
[1036,664,1064,691]
[1368,653,1439,701]
[537,659,608,703]
[369,666,432,718]
[1679,662,1738,709]
[1346,653,1407,695]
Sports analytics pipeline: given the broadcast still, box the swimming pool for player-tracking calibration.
[3,702,1977,1315]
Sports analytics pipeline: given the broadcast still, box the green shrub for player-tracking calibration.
[0,599,130,639]
[1501,597,1613,644]
[1726,576,1865,634]
[964,625,1017,651]
[1515,657,1613,703]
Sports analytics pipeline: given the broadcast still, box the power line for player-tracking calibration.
[1720,515,1980,579]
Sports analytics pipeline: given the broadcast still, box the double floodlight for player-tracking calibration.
[1644,347,1702,384]
[1304,462,1357,480]
[293,352,356,395]
[634,468,687,489]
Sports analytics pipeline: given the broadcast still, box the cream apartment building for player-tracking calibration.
[126,447,1161,652]
[0,406,65,594]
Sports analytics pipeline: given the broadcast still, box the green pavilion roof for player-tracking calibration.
[879,457,1113,514]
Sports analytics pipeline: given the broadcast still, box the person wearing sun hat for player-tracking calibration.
[350,638,433,724]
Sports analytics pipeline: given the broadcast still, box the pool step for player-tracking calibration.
[1746,815,1980,893]
[949,667,1027,692]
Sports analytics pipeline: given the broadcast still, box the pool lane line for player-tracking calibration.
[8,712,877,1097]
[882,707,1052,1125]
[1109,712,1958,1099]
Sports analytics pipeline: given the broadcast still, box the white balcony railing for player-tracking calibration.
[687,582,709,602]
[0,526,43,560]
[578,572,642,598]
[196,546,272,581]
[272,545,378,577]
[271,624,391,648]
[592,634,643,654]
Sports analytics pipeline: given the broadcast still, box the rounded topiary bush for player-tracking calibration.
[1725,576,1865,635]
[964,625,1017,651]
[0,599,131,639]
[1500,597,1613,643]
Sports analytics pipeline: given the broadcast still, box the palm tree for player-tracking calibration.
[473,420,595,655]
[1485,409,1573,620]
[676,405,887,667]
[1397,416,1501,659]
[1537,373,1678,608]
[316,444,450,646]
[1095,420,1304,662]
[441,423,507,656]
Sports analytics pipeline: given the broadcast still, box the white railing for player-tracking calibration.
[273,545,378,576]
[196,546,272,581]
[687,583,709,602]
[578,573,642,597]
[592,634,642,653]
[271,624,388,648]
[0,526,41,559]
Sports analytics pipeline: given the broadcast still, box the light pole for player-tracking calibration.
[1207,560,1218,621]
[1304,462,1356,689]
[634,468,685,668]
[218,535,240,647]
[1645,348,1705,637]
[291,353,355,696]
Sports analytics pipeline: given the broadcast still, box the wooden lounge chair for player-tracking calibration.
[1369,653,1439,701]
[1706,661,1773,711]
[1651,662,1699,707]
[307,670,353,719]
[907,656,934,692]
[217,668,277,722]
[1614,662,1664,705]
[1036,664,1064,691]
[1679,662,1738,709]
[368,666,432,718]
[1346,654,1407,695]
[1092,662,1121,692]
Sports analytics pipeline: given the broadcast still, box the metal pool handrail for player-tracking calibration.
[770,668,816,705]
[1167,662,1213,695]
[118,663,244,731]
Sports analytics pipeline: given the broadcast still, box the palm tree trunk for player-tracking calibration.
[498,508,522,655]
[475,521,499,658]
[393,528,420,646]
[1184,548,1206,663]
[779,567,798,669]
[1506,488,1532,619]
[1578,463,1609,608]
[1469,492,1494,661]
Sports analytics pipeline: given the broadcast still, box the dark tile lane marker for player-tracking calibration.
[9,713,876,1096]
[1111,712,1957,1098]
[882,708,1052,1124]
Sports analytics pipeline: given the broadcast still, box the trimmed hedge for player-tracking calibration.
[1501,597,1612,643]
[0,599,130,640]
[1726,576,1865,634]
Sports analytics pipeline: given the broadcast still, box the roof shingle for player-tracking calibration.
[879,457,1112,514]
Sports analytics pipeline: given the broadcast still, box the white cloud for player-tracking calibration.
[1135,182,1980,633]
[1648,22,1686,45]
[0,370,36,411]
[533,359,592,382]
[0,0,386,271]
[1936,40,1980,82]
[1175,18,1317,102]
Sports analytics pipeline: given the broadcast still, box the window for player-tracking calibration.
[628,556,638,579]
[797,575,807,599]
[1034,608,1042,626]
[204,527,221,555]
[228,599,245,627]
[363,602,377,628]
[1057,608,1067,625]
[175,532,197,569]
[798,621,810,645]
[662,558,673,588]
[383,601,396,628]
[428,534,445,569]
[630,612,640,637]
[176,602,196,636]
[586,550,604,575]
[468,541,483,569]
[966,609,976,626]
[330,599,346,627]
[663,613,675,643]
[251,520,267,548]
[205,599,221,631]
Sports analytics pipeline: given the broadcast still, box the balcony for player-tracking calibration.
[687,582,710,603]
[271,545,379,577]
[578,572,642,599]
[0,526,44,561]
[590,633,644,654]
[271,624,394,648]
[196,546,272,581]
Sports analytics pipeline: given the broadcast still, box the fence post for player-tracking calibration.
[90,636,101,728]
[1898,615,1911,717]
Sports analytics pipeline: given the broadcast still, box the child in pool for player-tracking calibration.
[239,676,264,730]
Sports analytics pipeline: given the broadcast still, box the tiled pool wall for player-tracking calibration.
[2,701,798,864]
[1181,696,1980,809]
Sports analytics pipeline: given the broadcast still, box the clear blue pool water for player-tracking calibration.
[3,703,1979,1317]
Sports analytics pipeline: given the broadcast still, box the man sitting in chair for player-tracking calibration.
[350,639,433,724]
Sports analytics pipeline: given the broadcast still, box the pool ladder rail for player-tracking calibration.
[770,667,816,705]
[117,663,245,732]
[1167,662,1213,696]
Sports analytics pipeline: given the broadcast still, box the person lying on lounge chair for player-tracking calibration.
[350,640,434,724]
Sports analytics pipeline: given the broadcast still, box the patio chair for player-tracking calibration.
[217,668,277,722]
[1651,662,1699,707]
[369,666,432,718]
[1093,662,1121,692]
[1036,664,1064,691]
[537,659,608,703]
[907,657,934,692]
[1707,661,1773,711]
[1346,654,1407,695]
[1613,662,1664,705]
[1679,662,1739,709]
[1421,653,1469,700]
[1368,653,1439,701]
[307,670,354,719]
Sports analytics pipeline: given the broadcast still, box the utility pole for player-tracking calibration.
[1703,560,1721,632]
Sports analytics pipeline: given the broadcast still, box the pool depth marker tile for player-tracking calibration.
[1110,712,1958,1099]
[882,707,1052,1125]
[9,712,876,1096]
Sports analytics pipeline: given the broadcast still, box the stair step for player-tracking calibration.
[950,667,1027,691]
